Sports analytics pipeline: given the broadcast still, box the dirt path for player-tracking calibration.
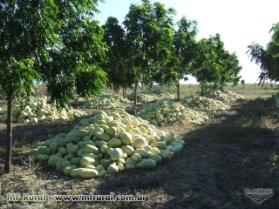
[0,98,278,209]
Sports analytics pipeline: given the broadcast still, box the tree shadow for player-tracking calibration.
[0,98,278,209]
[92,98,279,209]
[0,113,99,147]
[0,114,97,168]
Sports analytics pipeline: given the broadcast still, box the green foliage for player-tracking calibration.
[0,58,37,98]
[174,17,197,80]
[103,17,135,90]
[0,1,107,104]
[0,0,58,99]
[0,0,61,173]
[124,0,175,85]
[118,0,242,99]
[0,0,107,173]
[159,17,197,86]
[248,23,279,82]
[193,34,241,94]
[37,1,107,106]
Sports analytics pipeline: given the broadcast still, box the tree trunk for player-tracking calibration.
[122,88,126,98]
[149,82,153,93]
[201,83,205,96]
[133,81,138,114]
[5,97,12,173]
[176,81,180,101]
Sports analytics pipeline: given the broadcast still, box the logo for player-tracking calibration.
[244,188,274,205]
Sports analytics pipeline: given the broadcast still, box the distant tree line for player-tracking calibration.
[103,0,242,106]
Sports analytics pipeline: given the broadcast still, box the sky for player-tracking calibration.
[95,0,279,84]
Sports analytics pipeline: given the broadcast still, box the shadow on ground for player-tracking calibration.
[0,113,96,167]
[0,98,278,209]
[91,98,279,209]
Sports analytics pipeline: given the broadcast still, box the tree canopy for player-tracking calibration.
[37,0,107,106]
[0,0,61,173]
[193,34,241,95]
[0,0,107,173]
[104,0,242,99]
[160,17,198,100]
[0,0,58,99]
[123,0,176,108]
[248,23,279,82]
[103,17,135,92]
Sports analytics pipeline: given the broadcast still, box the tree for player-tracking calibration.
[37,1,107,106]
[248,23,279,83]
[103,17,135,95]
[161,17,197,101]
[124,0,175,111]
[0,0,58,173]
[0,0,107,173]
[220,52,241,87]
[143,3,175,87]
[193,34,241,95]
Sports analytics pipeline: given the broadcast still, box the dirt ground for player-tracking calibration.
[0,97,278,209]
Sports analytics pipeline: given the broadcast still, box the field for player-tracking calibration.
[0,84,278,209]
[157,83,278,99]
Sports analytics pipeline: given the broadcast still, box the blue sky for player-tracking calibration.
[95,0,279,83]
